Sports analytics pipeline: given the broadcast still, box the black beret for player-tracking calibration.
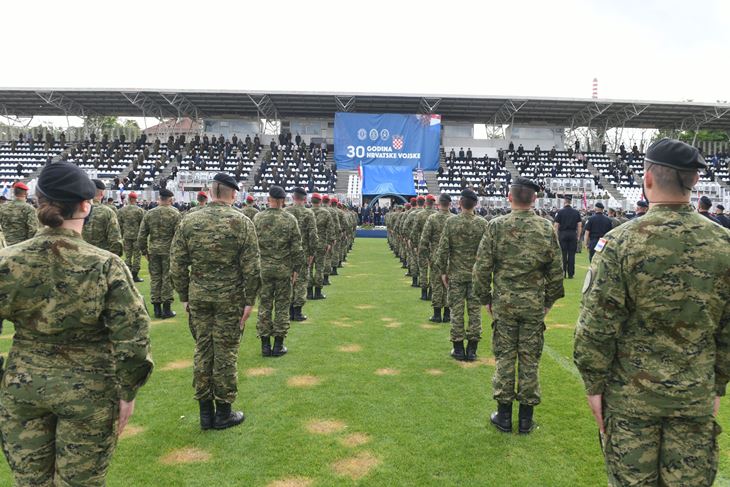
[159,189,174,198]
[213,172,239,190]
[92,179,106,190]
[438,193,452,204]
[564,194,573,201]
[460,189,478,202]
[291,187,307,197]
[636,200,649,208]
[645,138,707,171]
[699,195,712,207]
[717,204,725,211]
[595,202,604,209]
[37,162,96,202]
[269,185,286,199]
[511,177,540,192]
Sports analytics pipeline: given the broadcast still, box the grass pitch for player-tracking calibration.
[0,238,728,486]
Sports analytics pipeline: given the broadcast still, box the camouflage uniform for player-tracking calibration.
[325,204,342,273]
[575,204,730,486]
[137,205,181,305]
[434,212,488,342]
[253,208,305,338]
[105,202,118,215]
[419,209,453,308]
[403,207,423,279]
[170,202,261,403]
[473,210,564,406]
[117,203,145,275]
[310,205,335,288]
[0,223,5,249]
[285,204,318,307]
[411,206,435,291]
[242,205,258,221]
[0,199,38,246]
[334,206,348,267]
[82,201,123,256]
[0,227,153,486]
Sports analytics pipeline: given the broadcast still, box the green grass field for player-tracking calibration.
[1,237,729,486]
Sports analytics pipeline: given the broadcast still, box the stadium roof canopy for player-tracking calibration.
[1,88,729,131]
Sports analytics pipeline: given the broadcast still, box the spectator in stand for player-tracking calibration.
[517,144,524,156]
[601,142,607,154]
[449,148,456,160]
[466,148,472,160]
[458,147,465,159]
[508,141,514,152]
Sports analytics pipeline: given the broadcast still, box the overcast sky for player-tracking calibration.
[2,0,728,105]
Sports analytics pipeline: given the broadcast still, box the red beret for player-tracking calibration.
[405,203,412,209]
[128,192,138,199]
[197,191,208,199]
[13,181,29,191]
[311,193,322,200]
[331,197,338,204]
[426,194,436,201]
[322,194,330,201]
[417,195,425,201]
[246,195,254,202]
[410,197,417,203]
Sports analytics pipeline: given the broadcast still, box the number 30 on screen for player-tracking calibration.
[346,145,365,158]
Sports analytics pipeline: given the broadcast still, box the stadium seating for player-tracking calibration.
[437,157,511,197]
[250,145,336,193]
[0,142,60,188]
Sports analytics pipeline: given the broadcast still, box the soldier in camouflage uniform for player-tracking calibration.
[397,203,414,269]
[0,162,152,486]
[0,181,38,246]
[137,188,181,319]
[82,179,123,256]
[325,196,342,277]
[117,191,145,282]
[403,196,424,286]
[253,186,305,357]
[575,139,730,486]
[242,194,259,221]
[171,173,260,431]
[309,193,334,299]
[285,187,318,321]
[412,195,436,300]
[419,194,453,323]
[187,191,208,214]
[105,197,118,215]
[473,178,564,434]
[434,189,488,361]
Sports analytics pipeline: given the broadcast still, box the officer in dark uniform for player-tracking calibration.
[714,204,730,229]
[634,199,649,217]
[698,195,720,224]
[583,202,613,261]
[553,195,582,278]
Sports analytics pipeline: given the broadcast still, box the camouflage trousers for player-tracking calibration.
[447,280,481,342]
[0,356,118,486]
[310,248,327,288]
[418,251,429,291]
[257,277,292,338]
[408,246,418,280]
[491,319,545,405]
[430,264,447,307]
[292,265,310,307]
[323,246,332,278]
[331,242,341,268]
[123,239,141,274]
[189,301,244,403]
[603,412,720,486]
[148,253,173,304]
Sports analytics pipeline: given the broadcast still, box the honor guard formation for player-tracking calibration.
[0,138,729,485]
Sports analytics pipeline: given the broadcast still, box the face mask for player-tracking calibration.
[641,180,649,205]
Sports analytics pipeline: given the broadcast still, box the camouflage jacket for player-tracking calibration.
[434,211,488,283]
[325,206,342,237]
[574,204,730,418]
[137,205,181,255]
[253,208,305,278]
[242,205,259,221]
[311,205,335,250]
[410,207,435,246]
[170,202,261,305]
[117,204,145,241]
[419,210,453,262]
[285,204,319,257]
[473,210,564,318]
[403,208,423,242]
[0,199,38,246]
[82,202,123,256]
[0,227,153,401]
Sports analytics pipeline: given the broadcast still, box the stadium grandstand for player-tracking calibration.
[1,88,729,209]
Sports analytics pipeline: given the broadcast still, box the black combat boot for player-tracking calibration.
[420,288,429,300]
[450,341,466,361]
[442,307,451,323]
[314,287,326,300]
[261,336,272,357]
[272,336,288,357]
[427,289,432,300]
[466,340,479,361]
[132,272,144,283]
[411,276,419,288]
[213,401,245,430]
[199,400,215,430]
[518,404,536,434]
[429,307,442,323]
[331,267,338,276]
[161,302,176,319]
[491,402,513,433]
[292,306,307,322]
[401,261,407,269]
[323,275,331,286]
[306,287,314,300]
[153,303,162,319]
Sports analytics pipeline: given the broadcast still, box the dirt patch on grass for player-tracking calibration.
[425,368,444,376]
[119,424,145,439]
[380,317,396,322]
[384,322,402,328]
[354,304,375,310]
[160,359,193,371]
[159,447,211,465]
[420,323,439,330]
[339,432,371,448]
[548,323,573,330]
[331,451,381,480]
[266,478,313,487]
[287,375,322,388]
[305,419,347,435]
[374,368,400,376]
[331,321,354,328]
[0,334,12,340]
[246,367,276,377]
[457,357,495,368]
[338,344,362,353]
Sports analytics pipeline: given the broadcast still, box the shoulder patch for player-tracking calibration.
[594,238,608,253]
[582,268,593,294]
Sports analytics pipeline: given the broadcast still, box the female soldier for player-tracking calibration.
[0,162,153,486]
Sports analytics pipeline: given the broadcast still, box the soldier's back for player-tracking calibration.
[82,202,121,252]
[254,208,301,276]
[118,205,144,240]
[144,205,180,253]
[442,213,488,281]
[0,200,37,245]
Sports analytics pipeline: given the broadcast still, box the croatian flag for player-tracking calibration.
[430,114,442,126]
[357,163,363,193]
